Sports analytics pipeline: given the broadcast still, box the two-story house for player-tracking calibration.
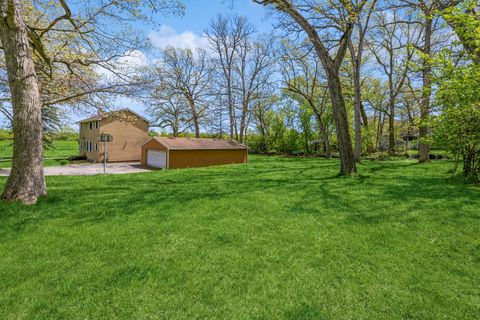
[78,108,149,162]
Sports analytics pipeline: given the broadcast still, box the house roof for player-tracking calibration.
[77,108,150,124]
[148,137,248,150]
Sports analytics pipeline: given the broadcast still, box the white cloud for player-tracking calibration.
[117,50,149,70]
[96,49,149,79]
[148,25,209,52]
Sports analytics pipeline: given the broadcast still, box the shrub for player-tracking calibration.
[0,129,13,141]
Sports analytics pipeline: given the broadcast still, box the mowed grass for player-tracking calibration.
[0,140,78,168]
[0,156,479,319]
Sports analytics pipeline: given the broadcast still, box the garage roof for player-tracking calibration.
[149,137,248,150]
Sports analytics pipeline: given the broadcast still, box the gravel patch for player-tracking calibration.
[0,162,152,176]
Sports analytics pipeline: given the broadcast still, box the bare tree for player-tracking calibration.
[280,42,332,158]
[147,88,192,137]
[349,0,378,161]
[363,77,389,151]
[235,36,276,143]
[253,0,363,175]
[157,48,213,138]
[206,15,255,139]
[367,9,421,153]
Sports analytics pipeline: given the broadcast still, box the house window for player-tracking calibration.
[80,140,83,151]
[89,122,93,130]
[95,143,98,152]
[95,121,99,129]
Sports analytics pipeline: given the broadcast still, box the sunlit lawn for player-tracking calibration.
[0,156,478,319]
[0,140,78,168]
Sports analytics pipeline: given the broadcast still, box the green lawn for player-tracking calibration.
[0,140,78,168]
[0,156,479,319]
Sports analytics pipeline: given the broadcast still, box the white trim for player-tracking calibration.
[166,149,169,169]
[141,137,156,147]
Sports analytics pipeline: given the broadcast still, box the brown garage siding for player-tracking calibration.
[168,149,247,169]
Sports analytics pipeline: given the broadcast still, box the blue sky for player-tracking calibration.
[104,0,274,128]
[0,0,273,128]
[153,0,272,34]
[105,0,273,129]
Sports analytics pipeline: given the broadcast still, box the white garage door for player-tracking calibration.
[147,150,167,168]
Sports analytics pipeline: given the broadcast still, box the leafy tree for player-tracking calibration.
[367,8,421,154]
[433,58,480,182]
[439,0,480,64]
[253,0,364,175]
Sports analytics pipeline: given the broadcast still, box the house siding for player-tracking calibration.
[79,110,149,162]
[79,121,100,161]
[99,116,149,162]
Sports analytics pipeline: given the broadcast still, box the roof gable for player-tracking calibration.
[150,137,247,150]
[78,108,150,124]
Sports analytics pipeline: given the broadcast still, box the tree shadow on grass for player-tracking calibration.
[285,162,479,227]
[0,159,478,237]
[0,162,337,235]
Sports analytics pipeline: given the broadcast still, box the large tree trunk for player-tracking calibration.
[327,71,357,174]
[419,18,432,162]
[254,0,357,175]
[0,0,46,204]
[352,59,362,162]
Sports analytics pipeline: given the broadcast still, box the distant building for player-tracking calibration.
[78,108,149,162]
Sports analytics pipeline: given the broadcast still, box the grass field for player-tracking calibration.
[0,140,78,168]
[0,156,479,319]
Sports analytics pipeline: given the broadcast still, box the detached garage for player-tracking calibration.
[141,137,248,169]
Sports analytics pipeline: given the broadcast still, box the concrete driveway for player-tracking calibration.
[0,162,152,176]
